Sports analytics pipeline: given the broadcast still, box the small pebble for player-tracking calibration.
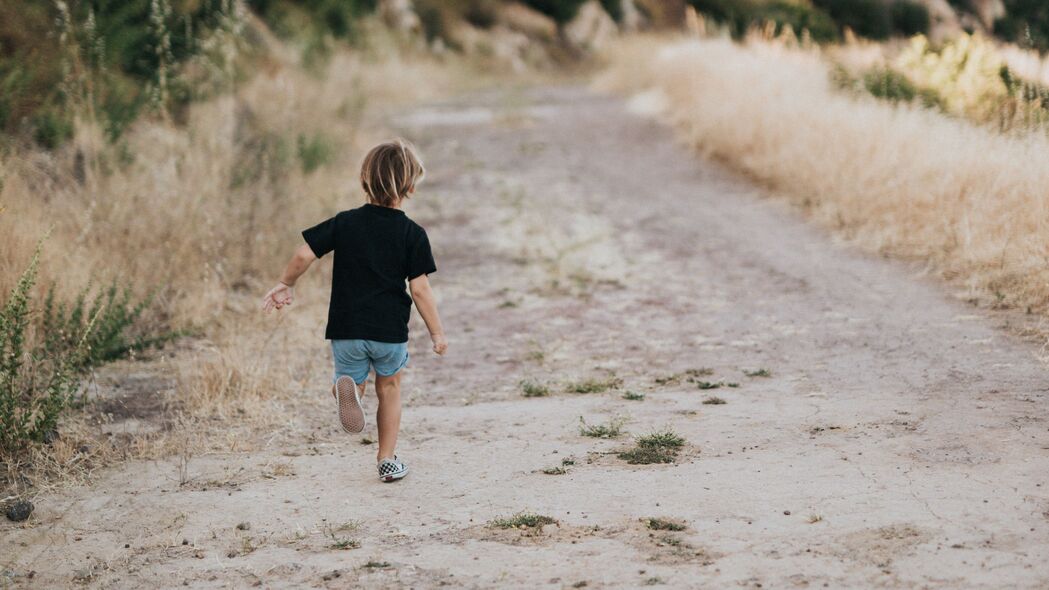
[236,522,251,531]
[783,510,791,516]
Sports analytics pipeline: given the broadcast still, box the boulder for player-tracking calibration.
[620,0,645,32]
[379,0,422,36]
[498,2,558,41]
[922,0,963,42]
[633,0,686,29]
[971,0,1005,30]
[564,0,618,51]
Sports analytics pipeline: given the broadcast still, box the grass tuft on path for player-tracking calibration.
[618,429,687,464]
[490,513,558,530]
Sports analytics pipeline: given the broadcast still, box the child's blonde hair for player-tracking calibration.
[360,139,425,207]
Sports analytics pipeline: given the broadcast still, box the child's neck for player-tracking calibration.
[369,199,403,210]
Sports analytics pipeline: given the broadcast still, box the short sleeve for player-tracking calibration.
[302,216,336,258]
[407,229,437,280]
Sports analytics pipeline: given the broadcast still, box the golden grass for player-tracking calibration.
[0,25,496,494]
[597,35,1049,313]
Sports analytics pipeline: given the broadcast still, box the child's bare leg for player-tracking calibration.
[374,373,402,460]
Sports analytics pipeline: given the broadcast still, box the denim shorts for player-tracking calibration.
[331,339,409,385]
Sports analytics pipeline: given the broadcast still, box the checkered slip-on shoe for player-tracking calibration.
[378,456,408,482]
[333,376,365,434]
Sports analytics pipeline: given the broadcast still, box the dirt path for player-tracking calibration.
[5,85,1049,589]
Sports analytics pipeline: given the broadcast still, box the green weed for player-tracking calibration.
[578,416,626,439]
[744,368,772,378]
[490,512,558,530]
[702,396,726,405]
[565,375,622,394]
[520,380,550,397]
[642,517,686,531]
[622,391,645,401]
[618,429,686,465]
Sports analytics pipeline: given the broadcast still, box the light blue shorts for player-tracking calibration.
[331,339,409,385]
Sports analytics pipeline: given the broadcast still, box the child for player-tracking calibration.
[262,139,447,482]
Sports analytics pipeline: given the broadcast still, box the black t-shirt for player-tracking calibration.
[302,204,436,343]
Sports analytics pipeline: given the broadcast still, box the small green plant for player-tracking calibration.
[561,458,575,466]
[696,381,721,390]
[541,466,567,475]
[324,522,360,550]
[658,534,682,547]
[743,368,772,378]
[520,380,550,397]
[642,517,686,531]
[578,416,626,439]
[1,244,91,453]
[565,375,622,394]
[618,430,686,465]
[362,560,390,569]
[490,512,558,530]
[655,368,712,386]
[622,391,645,401]
[41,281,173,370]
[702,396,726,405]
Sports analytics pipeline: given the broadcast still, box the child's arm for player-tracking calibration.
[409,274,447,355]
[261,244,318,312]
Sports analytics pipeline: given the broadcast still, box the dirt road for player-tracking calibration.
[4,85,1049,588]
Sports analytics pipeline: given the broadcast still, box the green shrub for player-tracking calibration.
[812,0,892,39]
[1,246,86,453]
[41,282,173,370]
[891,0,930,36]
[687,0,838,43]
[247,0,377,39]
[31,110,75,150]
[761,0,839,42]
[521,0,587,23]
[1,240,174,454]
[863,66,915,102]
[297,132,336,174]
[995,1,1049,51]
[600,0,624,22]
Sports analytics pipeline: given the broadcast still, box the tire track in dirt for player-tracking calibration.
[3,85,1049,588]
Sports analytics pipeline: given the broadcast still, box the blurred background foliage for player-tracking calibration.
[2,0,1049,151]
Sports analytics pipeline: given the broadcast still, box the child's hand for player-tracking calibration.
[431,333,448,355]
[262,282,294,312]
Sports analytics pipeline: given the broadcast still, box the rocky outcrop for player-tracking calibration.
[972,0,1006,30]
[564,0,618,51]
[919,0,963,42]
[620,0,645,33]
[633,0,686,29]
[497,2,558,41]
[379,0,422,36]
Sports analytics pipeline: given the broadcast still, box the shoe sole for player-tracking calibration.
[380,466,408,483]
[334,376,365,434]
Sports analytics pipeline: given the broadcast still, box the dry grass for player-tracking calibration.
[598,35,1049,316]
[0,26,495,494]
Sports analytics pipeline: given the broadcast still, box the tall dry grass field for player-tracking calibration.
[598,36,1049,315]
[0,23,478,490]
